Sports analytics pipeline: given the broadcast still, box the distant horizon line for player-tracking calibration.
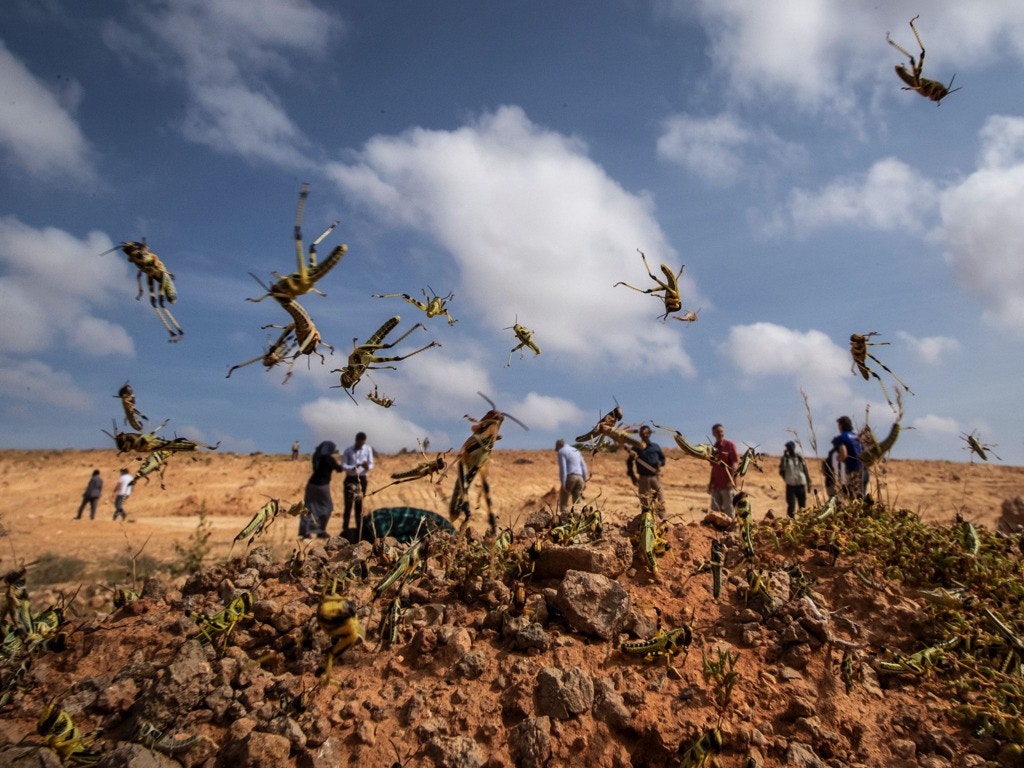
[1,446,1015,468]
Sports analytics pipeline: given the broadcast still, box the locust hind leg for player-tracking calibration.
[377,321,429,351]
[867,352,913,395]
[294,182,310,275]
[152,299,184,342]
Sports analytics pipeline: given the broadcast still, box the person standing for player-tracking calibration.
[341,432,374,542]
[291,441,301,461]
[778,441,812,517]
[709,423,740,518]
[831,416,866,499]
[626,425,667,518]
[555,439,588,514]
[301,441,343,539]
[75,469,103,520]
[112,468,133,521]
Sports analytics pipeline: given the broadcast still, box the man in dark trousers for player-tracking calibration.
[341,432,374,542]
[75,469,103,520]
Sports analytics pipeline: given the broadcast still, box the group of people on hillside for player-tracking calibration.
[554,415,867,522]
[78,414,867,535]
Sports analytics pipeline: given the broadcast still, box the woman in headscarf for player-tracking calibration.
[300,440,343,538]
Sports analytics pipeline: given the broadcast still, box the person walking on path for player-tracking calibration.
[291,441,301,461]
[301,441,343,538]
[341,432,374,542]
[75,469,103,520]
[779,441,812,517]
[112,468,133,521]
[709,423,740,518]
[555,439,588,514]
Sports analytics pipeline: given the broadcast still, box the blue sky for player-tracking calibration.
[2,0,1024,464]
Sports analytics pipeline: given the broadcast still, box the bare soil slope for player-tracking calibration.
[2,448,1020,569]
[1,449,1023,768]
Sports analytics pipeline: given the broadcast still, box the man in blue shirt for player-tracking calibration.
[626,425,667,518]
[831,416,866,499]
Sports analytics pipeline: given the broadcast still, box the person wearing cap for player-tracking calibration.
[779,440,812,517]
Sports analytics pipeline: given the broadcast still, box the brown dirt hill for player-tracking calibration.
[1,449,1023,767]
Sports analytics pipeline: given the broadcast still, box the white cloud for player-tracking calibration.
[326,105,700,376]
[685,1,1024,114]
[299,396,432,455]
[782,158,938,236]
[507,392,588,434]
[0,38,96,181]
[720,322,851,405]
[68,317,136,357]
[182,83,310,169]
[690,0,875,114]
[0,217,136,356]
[406,353,495,411]
[940,115,1024,335]
[105,0,342,168]
[0,357,91,409]
[657,112,806,187]
[657,114,751,185]
[910,413,961,437]
[895,331,961,365]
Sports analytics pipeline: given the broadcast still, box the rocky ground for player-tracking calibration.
[1,448,1024,767]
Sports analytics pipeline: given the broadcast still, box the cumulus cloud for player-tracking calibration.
[397,352,496,412]
[0,358,91,409]
[682,1,1024,114]
[719,322,851,405]
[940,115,1024,335]
[105,0,342,168]
[656,112,805,186]
[0,217,136,356]
[0,38,96,181]
[895,331,961,365]
[507,392,588,433]
[299,396,432,454]
[779,158,938,236]
[326,105,701,376]
[766,116,1024,336]
[910,413,961,437]
[688,0,876,114]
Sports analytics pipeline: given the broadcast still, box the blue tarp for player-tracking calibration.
[361,507,455,543]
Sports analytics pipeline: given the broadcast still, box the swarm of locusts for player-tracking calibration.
[761,492,1024,753]
[39,133,1020,760]
[9,455,1024,765]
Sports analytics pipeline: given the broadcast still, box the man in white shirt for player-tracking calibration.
[555,439,588,515]
[113,468,133,521]
[341,432,374,541]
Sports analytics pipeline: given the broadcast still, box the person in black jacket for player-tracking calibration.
[301,441,342,538]
[75,469,103,520]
